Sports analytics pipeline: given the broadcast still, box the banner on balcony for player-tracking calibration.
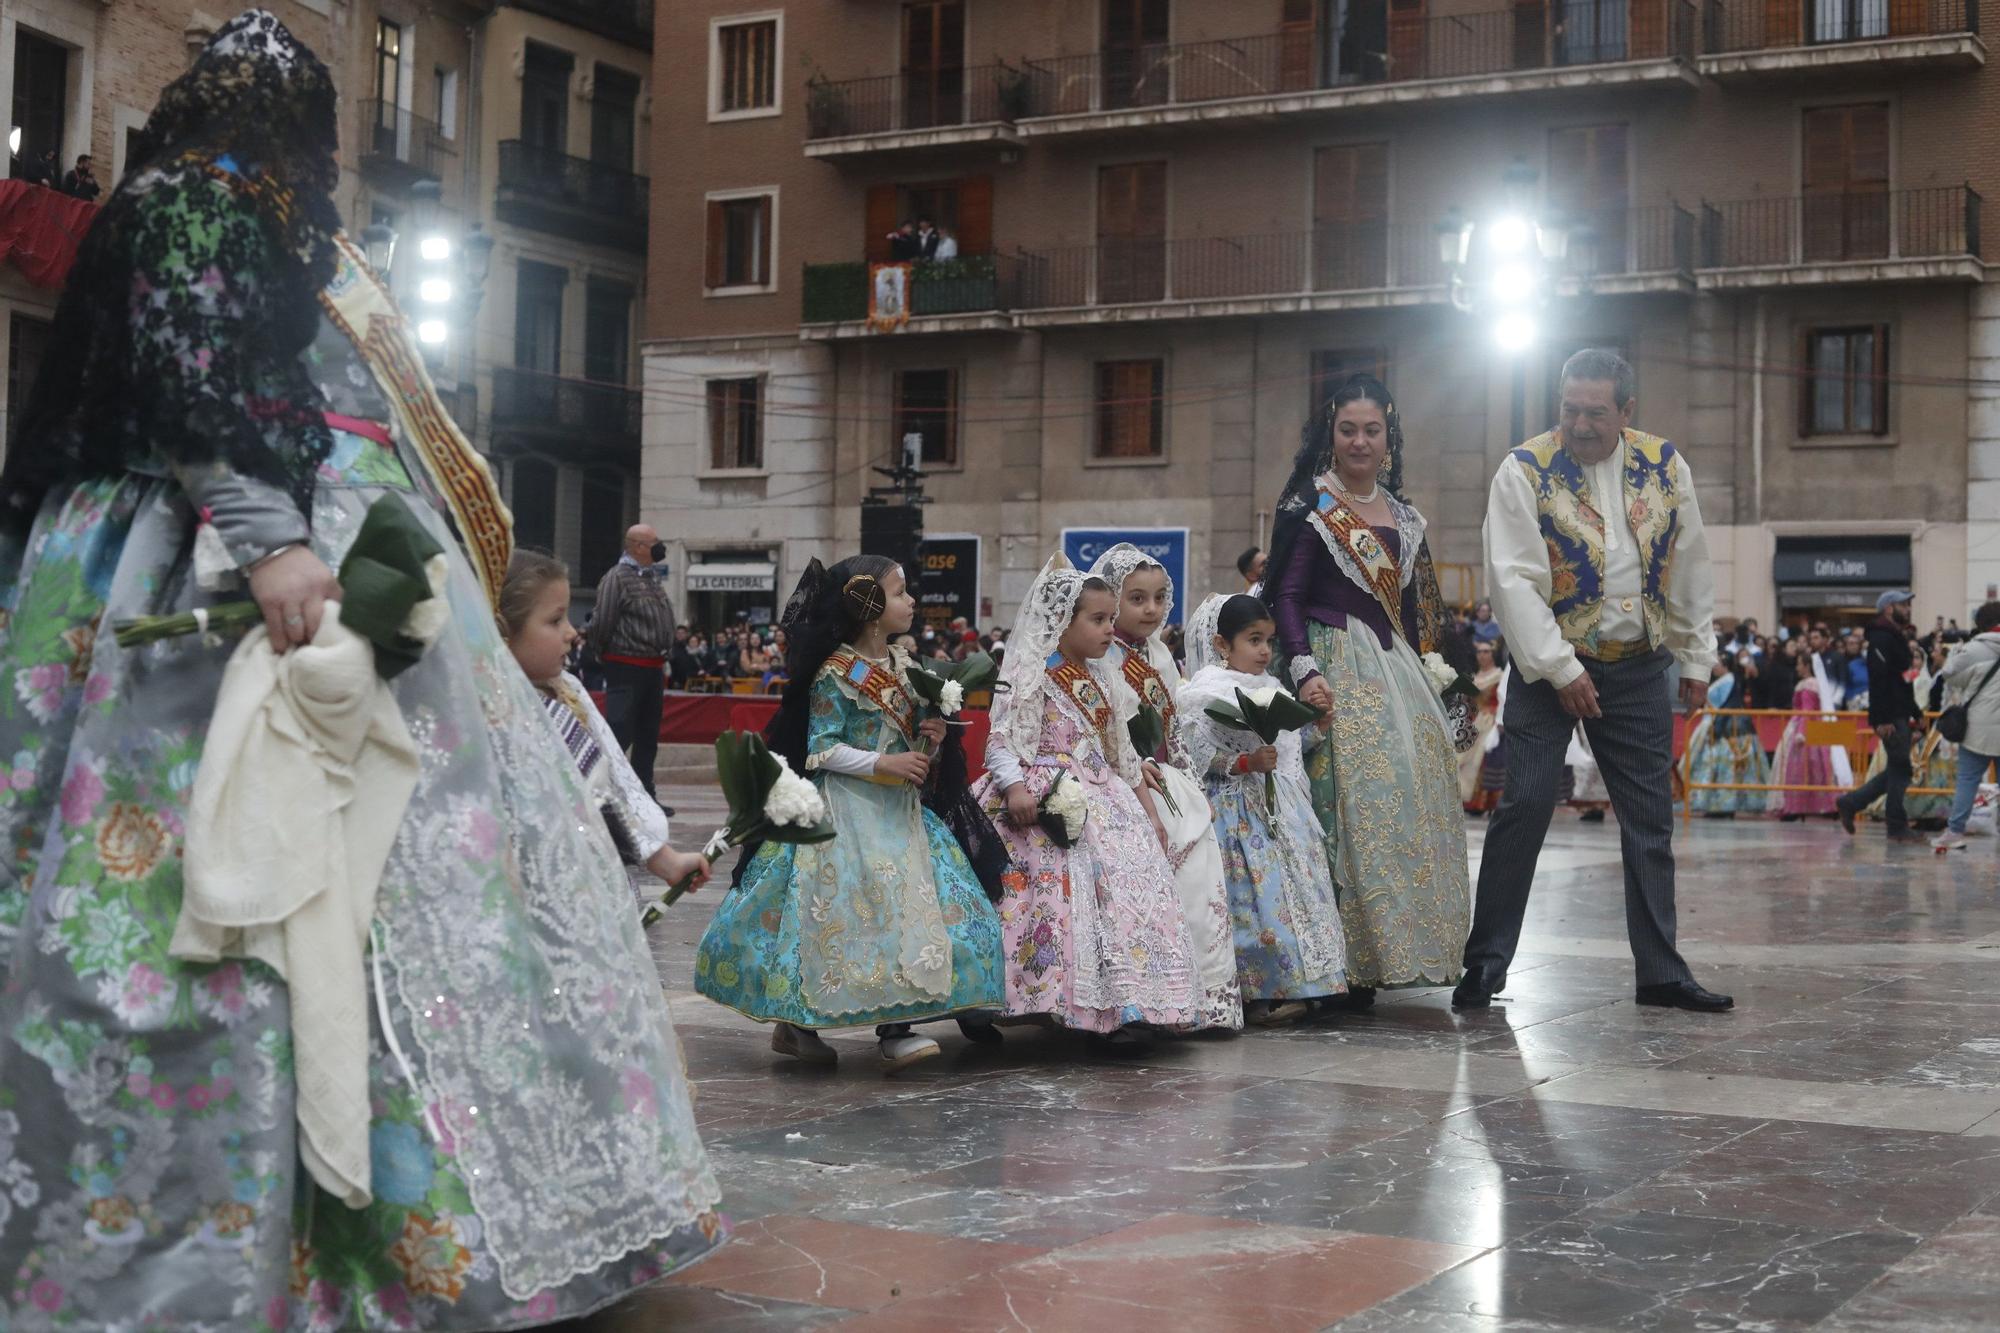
[868,261,912,331]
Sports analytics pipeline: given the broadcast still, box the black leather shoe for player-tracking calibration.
[1836,801,1856,835]
[957,1016,1004,1046]
[1635,981,1734,1012]
[1451,969,1500,1009]
[1344,985,1377,1011]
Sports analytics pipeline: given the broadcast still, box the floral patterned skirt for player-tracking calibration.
[693,797,1004,1029]
[0,464,723,1331]
[1686,719,1772,815]
[1305,620,1470,988]
[1209,772,1347,1002]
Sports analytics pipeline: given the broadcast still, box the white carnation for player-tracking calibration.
[1044,775,1088,840]
[397,556,455,648]
[1244,686,1280,708]
[423,553,449,598]
[763,753,827,828]
[939,680,965,717]
[193,523,241,592]
[1420,650,1458,696]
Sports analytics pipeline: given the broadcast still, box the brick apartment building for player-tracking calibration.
[648,0,1999,637]
[4,0,651,594]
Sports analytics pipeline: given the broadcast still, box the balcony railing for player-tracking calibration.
[495,140,648,250]
[1014,1,1695,117]
[804,64,1026,140]
[1014,227,1447,310]
[1699,186,1981,268]
[490,367,641,451]
[1704,0,1976,51]
[1560,204,1698,276]
[801,254,1018,324]
[358,100,451,185]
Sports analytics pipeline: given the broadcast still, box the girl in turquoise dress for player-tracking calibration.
[694,556,1004,1073]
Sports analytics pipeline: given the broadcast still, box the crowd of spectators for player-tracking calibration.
[576,616,1013,693]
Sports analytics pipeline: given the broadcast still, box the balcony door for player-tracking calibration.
[1557,0,1629,64]
[1280,0,1391,89]
[902,2,966,130]
[1097,161,1167,304]
[1802,102,1888,262]
[372,20,405,156]
[9,31,68,180]
[1102,0,1169,110]
[1548,124,1629,274]
[515,260,566,422]
[521,43,573,155]
[584,280,632,386]
[1809,0,1890,43]
[1313,143,1389,290]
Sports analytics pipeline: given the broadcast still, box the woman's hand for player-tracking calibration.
[1246,745,1279,775]
[917,717,947,748]
[647,847,711,893]
[249,545,341,652]
[1300,675,1334,716]
[1141,759,1167,794]
[876,751,931,786]
[1004,783,1039,827]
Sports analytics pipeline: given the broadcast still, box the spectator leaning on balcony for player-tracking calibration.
[588,523,677,804]
[933,225,959,261]
[887,220,920,261]
[913,215,941,260]
[61,154,100,202]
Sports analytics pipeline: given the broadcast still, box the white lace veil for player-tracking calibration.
[997,553,1087,762]
[1087,541,1176,635]
[1181,593,1227,680]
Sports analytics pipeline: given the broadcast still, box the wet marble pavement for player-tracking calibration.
[578,807,2000,1331]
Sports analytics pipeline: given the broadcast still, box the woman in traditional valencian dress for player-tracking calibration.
[974,558,1200,1049]
[1769,646,1848,818]
[694,557,1004,1072]
[1265,375,1474,1004]
[1087,543,1241,1032]
[0,15,722,1328]
[1180,594,1348,1023]
[1459,639,1505,814]
[1686,659,1772,816]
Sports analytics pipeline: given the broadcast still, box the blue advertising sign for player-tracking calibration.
[1060,527,1190,626]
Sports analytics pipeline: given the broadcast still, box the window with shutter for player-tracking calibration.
[1313,144,1389,290]
[1094,359,1166,459]
[1547,125,1629,274]
[1279,0,1319,91]
[1386,0,1427,80]
[1309,348,1389,417]
[894,369,960,466]
[902,3,967,130]
[708,378,765,469]
[713,17,779,116]
[1801,326,1888,436]
[1098,163,1167,303]
[1802,103,1889,263]
[706,193,777,289]
[1103,0,1171,110]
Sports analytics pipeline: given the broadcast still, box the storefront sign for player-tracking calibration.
[918,535,980,633]
[1771,539,1911,586]
[1061,527,1189,626]
[686,561,776,593]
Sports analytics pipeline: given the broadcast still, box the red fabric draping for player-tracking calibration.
[0,180,96,289]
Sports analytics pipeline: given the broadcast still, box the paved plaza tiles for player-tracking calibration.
[576,807,2000,1331]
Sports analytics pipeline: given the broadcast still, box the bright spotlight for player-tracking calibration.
[6,127,20,155]
[1492,262,1536,305]
[419,235,452,263]
[1492,313,1538,352]
[419,277,454,305]
[1488,216,1532,255]
[416,319,449,345]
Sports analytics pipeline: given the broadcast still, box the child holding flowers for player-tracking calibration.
[1180,594,1349,1024]
[693,556,1004,1073]
[975,556,1200,1050]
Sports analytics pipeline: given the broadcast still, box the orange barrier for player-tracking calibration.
[1679,706,1964,824]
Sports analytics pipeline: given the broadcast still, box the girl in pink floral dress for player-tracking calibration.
[975,557,1200,1049]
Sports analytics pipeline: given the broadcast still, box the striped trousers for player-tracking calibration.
[1462,649,1695,989]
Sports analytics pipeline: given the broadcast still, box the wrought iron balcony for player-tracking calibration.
[1698,186,1981,281]
[804,64,1024,141]
[1704,0,1977,52]
[800,254,1018,330]
[357,100,451,188]
[489,366,641,461]
[494,140,647,252]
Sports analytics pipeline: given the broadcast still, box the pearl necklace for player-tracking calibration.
[1334,476,1381,504]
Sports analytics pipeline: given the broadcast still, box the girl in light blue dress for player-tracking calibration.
[1179,595,1348,1025]
[694,556,1003,1073]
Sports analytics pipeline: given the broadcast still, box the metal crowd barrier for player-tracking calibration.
[1678,706,1968,825]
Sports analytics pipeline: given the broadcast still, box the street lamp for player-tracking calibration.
[360,221,398,277]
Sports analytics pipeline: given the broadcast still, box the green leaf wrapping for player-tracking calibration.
[334,493,446,681]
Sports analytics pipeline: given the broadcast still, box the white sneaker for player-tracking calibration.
[1933,830,1969,853]
[878,1033,940,1073]
[771,1023,838,1066]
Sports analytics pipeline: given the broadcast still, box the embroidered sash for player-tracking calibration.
[824,648,919,742]
[1312,488,1406,641]
[1046,652,1116,754]
[320,234,514,608]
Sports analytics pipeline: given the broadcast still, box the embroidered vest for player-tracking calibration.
[1508,429,1682,657]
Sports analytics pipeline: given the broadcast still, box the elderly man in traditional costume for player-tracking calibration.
[1455,349,1733,1013]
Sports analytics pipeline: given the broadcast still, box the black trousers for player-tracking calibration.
[601,659,665,799]
[1839,719,1913,834]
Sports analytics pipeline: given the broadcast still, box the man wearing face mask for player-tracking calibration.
[589,523,677,804]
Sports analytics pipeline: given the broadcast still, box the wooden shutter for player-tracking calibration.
[956,174,993,255]
[1097,163,1166,303]
[705,199,726,288]
[1630,0,1666,58]
[755,196,773,285]
[1279,0,1318,91]
[1869,323,1890,435]
[1313,143,1389,289]
[865,183,899,263]
[1889,0,1924,35]
[1764,0,1801,46]
[1513,0,1549,69]
[1388,0,1427,79]
[1097,360,1162,458]
[1803,104,1888,262]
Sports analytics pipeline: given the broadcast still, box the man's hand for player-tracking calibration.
[1557,673,1602,719]
[875,752,931,786]
[1300,675,1334,717]
[1678,677,1707,712]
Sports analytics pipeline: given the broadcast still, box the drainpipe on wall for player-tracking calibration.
[1752,293,1766,622]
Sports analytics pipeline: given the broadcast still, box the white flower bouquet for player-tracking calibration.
[1204,683,1321,807]
[1419,649,1478,702]
[904,650,998,753]
[1037,773,1088,849]
[641,731,835,925]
